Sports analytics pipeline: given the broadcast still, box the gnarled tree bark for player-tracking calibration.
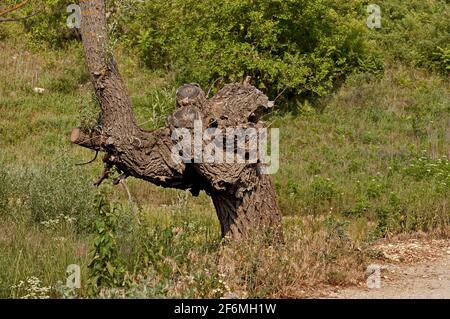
[72,0,282,240]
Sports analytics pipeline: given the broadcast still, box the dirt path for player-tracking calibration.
[327,238,450,299]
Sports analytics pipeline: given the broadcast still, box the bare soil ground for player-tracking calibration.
[326,237,450,299]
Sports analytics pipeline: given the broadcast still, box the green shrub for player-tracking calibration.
[19,0,77,48]
[403,153,450,189]
[87,189,125,296]
[117,0,382,99]
[372,0,450,75]
[0,154,96,231]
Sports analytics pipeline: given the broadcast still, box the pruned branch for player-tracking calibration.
[71,127,102,151]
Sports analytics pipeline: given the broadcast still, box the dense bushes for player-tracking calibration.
[15,0,449,99]
[116,0,382,98]
[15,0,382,99]
[371,0,450,75]
[17,0,77,48]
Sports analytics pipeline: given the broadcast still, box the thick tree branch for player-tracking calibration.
[79,0,137,134]
[73,0,283,240]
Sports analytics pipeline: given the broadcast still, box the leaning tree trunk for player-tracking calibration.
[72,0,282,240]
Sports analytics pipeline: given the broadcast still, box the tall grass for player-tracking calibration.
[273,67,449,237]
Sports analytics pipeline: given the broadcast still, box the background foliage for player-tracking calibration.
[15,0,450,97]
[113,0,383,98]
[371,0,450,76]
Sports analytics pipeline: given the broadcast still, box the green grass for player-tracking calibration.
[272,66,449,237]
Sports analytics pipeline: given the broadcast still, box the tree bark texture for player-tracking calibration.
[72,0,283,240]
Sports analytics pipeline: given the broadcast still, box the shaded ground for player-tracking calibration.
[326,238,450,299]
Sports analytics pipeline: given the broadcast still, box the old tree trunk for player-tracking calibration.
[71,0,283,240]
